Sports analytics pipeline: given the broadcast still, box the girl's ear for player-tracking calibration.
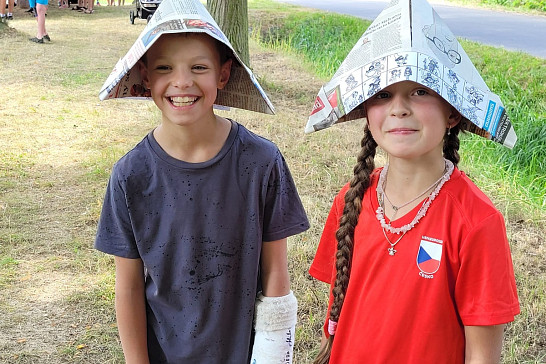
[137,61,150,89]
[448,107,462,127]
[217,59,233,90]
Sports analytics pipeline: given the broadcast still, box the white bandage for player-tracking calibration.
[250,291,298,364]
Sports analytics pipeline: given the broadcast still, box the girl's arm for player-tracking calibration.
[114,256,150,364]
[464,324,505,364]
[261,238,290,296]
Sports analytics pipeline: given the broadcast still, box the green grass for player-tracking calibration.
[457,41,546,210]
[0,256,18,288]
[249,4,546,213]
[254,11,369,78]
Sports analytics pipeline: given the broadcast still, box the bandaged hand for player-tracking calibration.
[250,291,297,364]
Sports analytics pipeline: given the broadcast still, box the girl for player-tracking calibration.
[310,80,519,363]
[306,1,519,362]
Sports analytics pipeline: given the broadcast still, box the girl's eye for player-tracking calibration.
[155,65,170,71]
[415,89,428,96]
[192,65,208,71]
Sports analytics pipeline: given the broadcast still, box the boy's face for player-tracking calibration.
[365,81,461,161]
[139,33,232,128]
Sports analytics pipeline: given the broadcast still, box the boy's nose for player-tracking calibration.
[171,69,193,88]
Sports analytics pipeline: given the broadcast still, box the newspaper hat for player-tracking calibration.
[99,0,274,115]
[305,0,517,148]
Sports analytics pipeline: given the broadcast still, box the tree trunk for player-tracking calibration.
[207,0,250,66]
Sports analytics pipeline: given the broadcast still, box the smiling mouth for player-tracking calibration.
[389,128,416,133]
[169,96,198,107]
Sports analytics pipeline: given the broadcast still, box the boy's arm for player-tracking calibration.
[250,238,297,364]
[260,238,290,297]
[114,256,150,364]
[464,324,505,364]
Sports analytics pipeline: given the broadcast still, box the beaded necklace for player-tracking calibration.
[376,159,454,255]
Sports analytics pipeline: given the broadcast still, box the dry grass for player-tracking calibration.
[0,3,544,363]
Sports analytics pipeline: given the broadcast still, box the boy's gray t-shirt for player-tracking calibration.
[95,121,309,363]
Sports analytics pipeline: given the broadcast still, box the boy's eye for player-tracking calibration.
[155,65,171,71]
[192,65,209,71]
[374,92,390,99]
[414,89,429,96]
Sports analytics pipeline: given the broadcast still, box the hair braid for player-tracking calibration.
[313,126,377,364]
[443,124,461,167]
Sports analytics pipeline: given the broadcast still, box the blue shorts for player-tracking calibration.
[36,0,48,5]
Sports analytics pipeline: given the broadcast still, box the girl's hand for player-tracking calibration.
[464,324,505,364]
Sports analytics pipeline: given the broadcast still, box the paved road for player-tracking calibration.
[276,0,546,58]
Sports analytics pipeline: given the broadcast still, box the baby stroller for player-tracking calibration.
[130,0,161,24]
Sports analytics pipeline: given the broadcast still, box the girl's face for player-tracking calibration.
[139,33,232,129]
[365,81,460,162]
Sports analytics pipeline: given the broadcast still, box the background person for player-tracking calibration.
[83,0,93,13]
[0,0,15,21]
[29,0,50,43]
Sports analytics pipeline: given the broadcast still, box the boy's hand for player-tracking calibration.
[114,256,150,364]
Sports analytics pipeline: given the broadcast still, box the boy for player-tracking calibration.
[95,0,309,363]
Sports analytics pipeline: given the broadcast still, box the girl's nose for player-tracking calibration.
[389,94,410,117]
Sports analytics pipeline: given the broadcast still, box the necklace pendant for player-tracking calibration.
[388,247,397,256]
[392,206,399,212]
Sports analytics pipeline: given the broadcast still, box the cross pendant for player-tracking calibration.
[388,247,396,256]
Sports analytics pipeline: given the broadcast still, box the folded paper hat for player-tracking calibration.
[99,0,274,115]
[305,0,517,148]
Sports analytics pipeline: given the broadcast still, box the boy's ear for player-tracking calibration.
[448,106,462,127]
[137,61,150,89]
[217,59,233,90]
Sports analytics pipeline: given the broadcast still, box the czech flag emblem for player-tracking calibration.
[416,237,443,274]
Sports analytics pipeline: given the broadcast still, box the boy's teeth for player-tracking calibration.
[170,96,197,106]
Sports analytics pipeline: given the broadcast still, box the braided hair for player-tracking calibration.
[443,123,461,167]
[312,125,377,364]
[313,122,461,364]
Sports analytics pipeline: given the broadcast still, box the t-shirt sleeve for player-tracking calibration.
[94,167,140,259]
[261,151,309,242]
[455,212,520,326]
[309,192,344,284]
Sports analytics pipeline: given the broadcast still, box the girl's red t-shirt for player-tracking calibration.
[310,168,520,364]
